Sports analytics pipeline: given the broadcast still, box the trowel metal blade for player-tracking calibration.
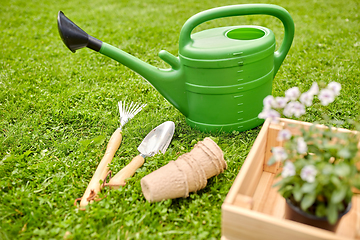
[137,121,175,157]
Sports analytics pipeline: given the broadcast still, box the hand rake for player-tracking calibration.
[76,101,146,209]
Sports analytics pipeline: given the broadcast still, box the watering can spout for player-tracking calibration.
[57,11,102,52]
[57,11,188,116]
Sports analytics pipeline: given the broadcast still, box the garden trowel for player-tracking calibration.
[105,121,175,189]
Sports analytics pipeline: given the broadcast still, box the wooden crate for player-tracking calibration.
[222,118,360,240]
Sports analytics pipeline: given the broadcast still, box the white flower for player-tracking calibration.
[327,81,341,96]
[292,102,306,117]
[300,165,317,183]
[308,82,319,96]
[285,87,301,101]
[275,97,289,109]
[296,137,308,154]
[267,110,280,122]
[272,147,288,162]
[277,129,292,141]
[263,95,276,109]
[283,101,306,118]
[282,161,296,178]
[300,91,314,107]
[258,110,268,119]
[282,103,292,117]
[258,109,280,123]
[318,88,335,106]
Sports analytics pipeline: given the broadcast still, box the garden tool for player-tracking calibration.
[76,101,146,209]
[57,4,294,133]
[104,121,175,189]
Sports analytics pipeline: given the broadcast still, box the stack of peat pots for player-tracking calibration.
[141,137,227,202]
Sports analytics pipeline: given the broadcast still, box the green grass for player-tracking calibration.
[1,0,360,239]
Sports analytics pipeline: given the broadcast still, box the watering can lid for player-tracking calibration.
[179,26,275,68]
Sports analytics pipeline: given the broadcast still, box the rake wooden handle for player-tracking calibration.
[106,155,145,189]
[79,128,122,209]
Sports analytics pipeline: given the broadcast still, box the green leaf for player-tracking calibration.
[331,187,347,204]
[327,203,339,225]
[92,135,106,146]
[1,154,15,164]
[315,203,327,217]
[337,148,352,159]
[322,165,333,175]
[23,150,33,157]
[209,136,219,144]
[334,164,350,177]
[79,139,93,151]
[353,175,360,190]
[331,176,341,188]
[279,185,294,199]
[272,178,286,188]
[300,193,316,211]
[79,135,106,151]
[267,156,276,166]
[293,183,303,202]
[293,189,303,202]
[301,182,317,193]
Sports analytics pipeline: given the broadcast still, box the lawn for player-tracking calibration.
[1,0,359,239]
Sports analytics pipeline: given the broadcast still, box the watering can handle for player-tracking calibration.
[179,4,295,75]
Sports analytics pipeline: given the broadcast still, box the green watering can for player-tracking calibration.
[57,4,294,132]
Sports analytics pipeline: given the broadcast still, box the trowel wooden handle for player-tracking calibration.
[106,155,145,189]
[79,128,122,209]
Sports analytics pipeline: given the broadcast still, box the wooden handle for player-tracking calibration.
[106,155,145,189]
[79,128,122,209]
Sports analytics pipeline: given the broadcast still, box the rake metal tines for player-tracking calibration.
[118,101,147,130]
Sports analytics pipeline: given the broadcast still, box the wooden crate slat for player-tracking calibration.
[252,172,275,212]
[223,119,270,204]
[222,204,348,240]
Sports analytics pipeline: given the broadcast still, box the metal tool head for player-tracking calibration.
[137,121,175,157]
[118,101,147,130]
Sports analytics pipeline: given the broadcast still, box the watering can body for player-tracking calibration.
[58,4,294,132]
[179,25,277,131]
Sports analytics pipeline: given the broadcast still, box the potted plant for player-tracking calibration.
[258,82,360,231]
